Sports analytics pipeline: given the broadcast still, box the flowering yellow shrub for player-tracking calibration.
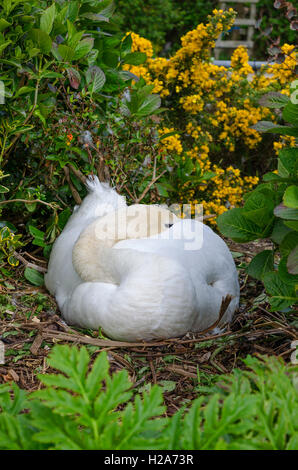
[159,128,183,155]
[266,44,297,86]
[123,10,297,222]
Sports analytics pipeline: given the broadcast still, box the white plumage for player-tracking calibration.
[45,176,239,341]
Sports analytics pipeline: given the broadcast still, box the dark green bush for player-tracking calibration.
[114,0,217,55]
[0,0,177,270]
[0,344,297,450]
[218,84,298,311]
[114,0,296,58]
[254,0,297,59]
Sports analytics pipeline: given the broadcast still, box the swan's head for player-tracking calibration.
[85,204,179,243]
[125,204,179,239]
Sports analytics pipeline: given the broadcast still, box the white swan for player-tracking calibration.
[45,176,239,341]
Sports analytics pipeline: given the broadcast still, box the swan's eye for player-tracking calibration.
[165,223,173,228]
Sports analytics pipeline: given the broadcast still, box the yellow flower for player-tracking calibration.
[159,127,183,155]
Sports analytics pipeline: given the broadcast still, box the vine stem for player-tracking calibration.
[0,198,60,210]
[0,132,8,166]
[135,169,167,204]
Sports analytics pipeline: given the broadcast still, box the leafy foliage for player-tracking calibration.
[255,0,297,59]
[114,0,296,59]
[0,226,25,266]
[0,0,180,282]
[0,344,297,450]
[218,84,298,311]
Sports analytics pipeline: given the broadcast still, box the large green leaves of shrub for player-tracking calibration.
[218,85,298,311]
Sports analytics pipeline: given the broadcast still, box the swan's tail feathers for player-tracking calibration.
[83,175,127,212]
[85,175,109,193]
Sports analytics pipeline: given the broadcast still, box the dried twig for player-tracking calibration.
[135,170,167,203]
[0,199,60,210]
[63,166,82,205]
[30,333,44,355]
[202,213,217,220]
[13,252,47,273]
[23,252,47,265]
[165,365,197,379]
[67,164,87,186]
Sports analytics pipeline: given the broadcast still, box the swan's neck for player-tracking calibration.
[72,224,119,284]
[72,221,146,285]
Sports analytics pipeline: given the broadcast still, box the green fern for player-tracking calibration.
[0,345,297,450]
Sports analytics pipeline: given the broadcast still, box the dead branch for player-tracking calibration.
[67,164,87,186]
[63,165,82,205]
[135,170,167,203]
[13,252,47,273]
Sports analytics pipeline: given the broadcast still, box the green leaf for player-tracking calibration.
[39,97,56,118]
[278,147,298,178]
[73,38,94,60]
[280,231,298,257]
[251,121,298,137]
[29,29,52,54]
[25,202,37,213]
[259,92,289,109]
[270,219,291,245]
[122,52,147,65]
[263,271,297,310]
[283,185,298,209]
[282,101,298,126]
[102,50,119,68]
[57,44,74,62]
[247,250,274,281]
[98,0,115,18]
[217,208,267,243]
[121,33,132,55]
[278,256,298,286]
[158,380,176,393]
[135,94,161,117]
[85,352,109,400]
[58,208,71,230]
[86,66,106,94]
[156,183,169,197]
[14,86,35,98]
[287,246,298,275]
[40,3,56,35]
[30,401,87,449]
[24,267,44,286]
[0,184,9,193]
[7,255,19,266]
[81,13,109,22]
[263,172,286,182]
[243,191,275,228]
[274,203,298,220]
[284,220,298,231]
[66,1,79,22]
[0,221,17,232]
[28,225,46,247]
[0,19,11,32]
